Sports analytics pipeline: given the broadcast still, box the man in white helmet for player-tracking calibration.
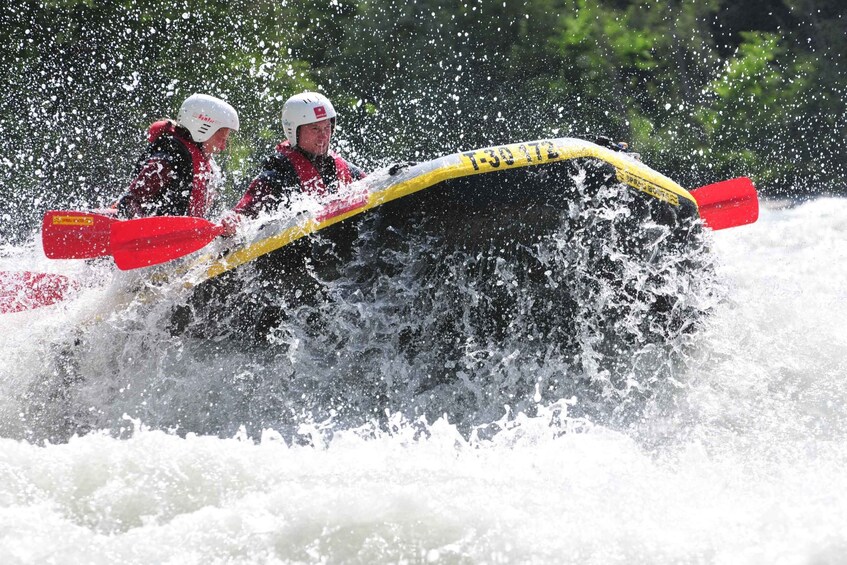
[224,92,365,229]
[114,93,239,218]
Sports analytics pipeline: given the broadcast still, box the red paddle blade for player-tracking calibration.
[42,210,117,259]
[689,177,759,231]
[110,216,224,270]
[0,271,79,313]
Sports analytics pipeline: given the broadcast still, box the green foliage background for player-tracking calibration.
[1,0,844,241]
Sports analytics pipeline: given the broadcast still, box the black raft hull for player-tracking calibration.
[172,137,704,343]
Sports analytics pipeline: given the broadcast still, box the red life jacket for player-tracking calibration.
[274,140,353,196]
[147,120,214,217]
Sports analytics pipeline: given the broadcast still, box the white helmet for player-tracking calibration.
[282,92,336,147]
[177,93,240,143]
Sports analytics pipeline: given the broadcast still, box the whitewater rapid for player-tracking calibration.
[1,198,846,563]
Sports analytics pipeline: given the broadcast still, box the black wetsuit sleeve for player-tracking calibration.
[115,143,193,218]
[232,153,300,218]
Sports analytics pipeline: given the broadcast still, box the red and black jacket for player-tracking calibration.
[233,141,366,218]
[116,120,213,218]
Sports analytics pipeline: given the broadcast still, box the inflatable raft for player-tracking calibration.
[167,137,710,341]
